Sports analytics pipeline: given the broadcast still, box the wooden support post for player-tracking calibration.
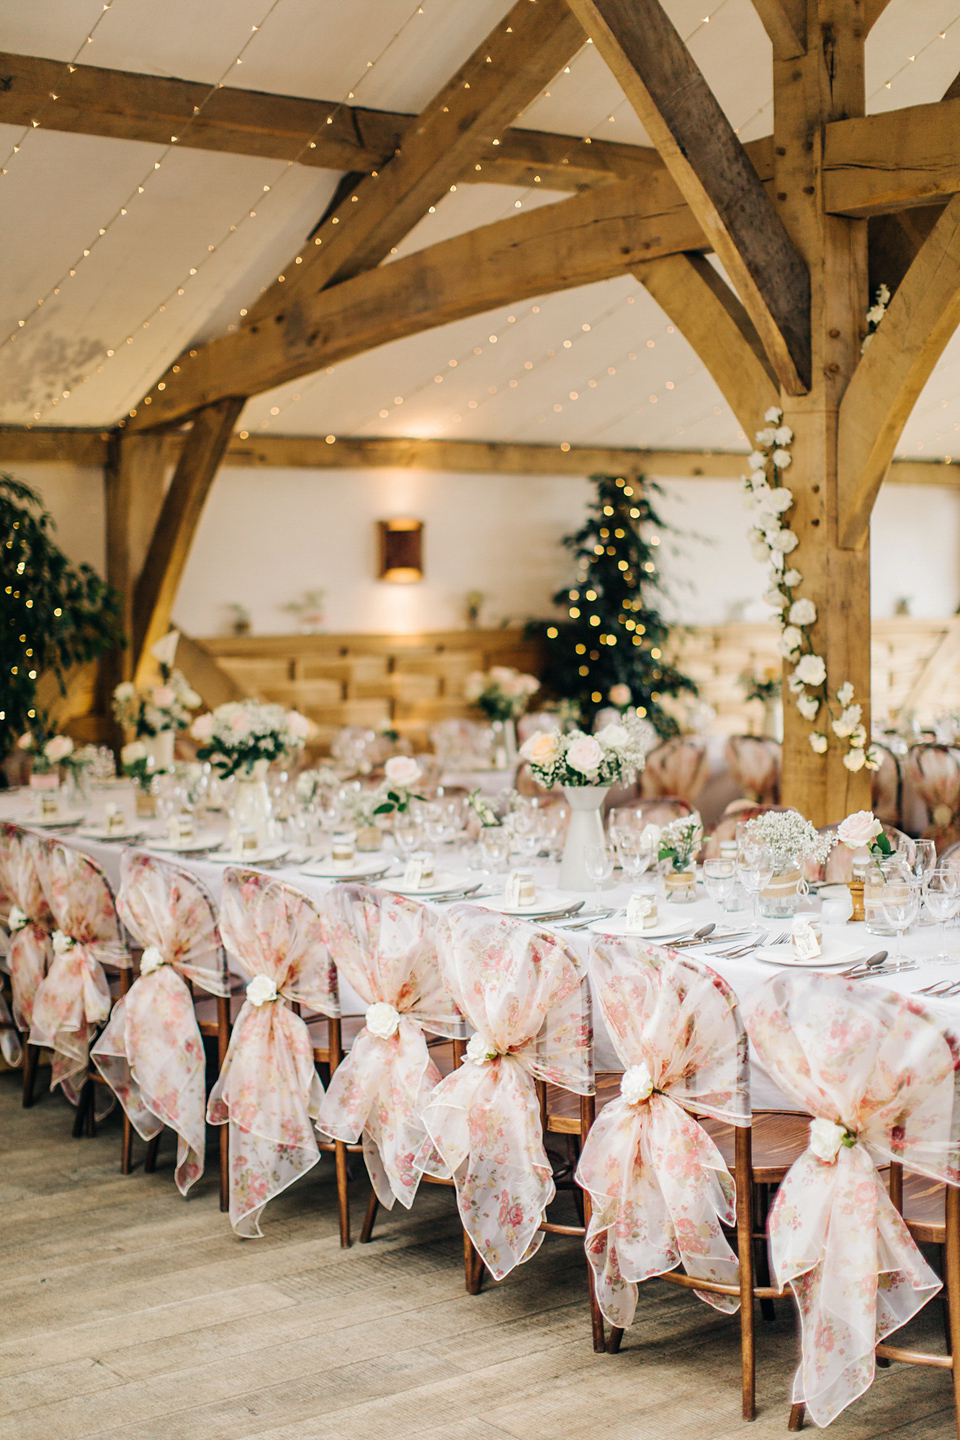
[773,0,871,821]
[132,397,243,679]
[105,432,170,681]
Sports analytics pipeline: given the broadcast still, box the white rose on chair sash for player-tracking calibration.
[745,972,960,1428]
[207,868,339,1238]
[91,851,225,1196]
[28,844,128,1116]
[0,823,53,1033]
[576,939,750,1331]
[316,885,463,1211]
[415,905,593,1281]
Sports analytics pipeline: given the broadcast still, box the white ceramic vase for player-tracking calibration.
[558,784,610,891]
[144,729,175,772]
[229,758,275,849]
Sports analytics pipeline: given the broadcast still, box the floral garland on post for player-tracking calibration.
[744,406,881,774]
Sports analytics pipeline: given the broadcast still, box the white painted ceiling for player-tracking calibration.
[1,0,959,459]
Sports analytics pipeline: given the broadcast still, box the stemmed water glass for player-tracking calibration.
[477,826,510,876]
[616,829,654,886]
[702,858,736,920]
[925,867,960,963]
[393,813,422,860]
[584,842,614,914]
[880,870,921,963]
[737,843,774,927]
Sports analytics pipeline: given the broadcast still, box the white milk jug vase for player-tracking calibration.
[559,784,610,891]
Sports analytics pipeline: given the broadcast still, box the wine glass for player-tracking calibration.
[702,858,736,919]
[737,843,774,927]
[616,829,654,885]
[925,867,960,963]
[880,873,921,962]
[477,826,510,876]
[912,838,938,893]
[393,814,422,859]
[584,842,614,913]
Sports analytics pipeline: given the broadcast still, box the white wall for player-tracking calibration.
[8,460,960,633]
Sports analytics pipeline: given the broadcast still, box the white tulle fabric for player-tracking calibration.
[576,938,750,1330]
[415,904,593,1280]
[0,823,53,1033]
[746,972,960,1428]
[29,843,128,1112]
[91,851,225,1195]
[207,868,338,1237]
[317,885,463,1211]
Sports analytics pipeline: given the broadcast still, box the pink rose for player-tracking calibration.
[151,685,176,708]
[837,809,882,849]
[229,712,251,737]
[191,713,215,742]
[566,735,604,775]
[44,735,74,762]
[522,731,560,765]
[385,755,421,788]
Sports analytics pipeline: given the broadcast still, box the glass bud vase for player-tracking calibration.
[229,758,275,852]
[759,864,803,918]
[664,868,697,903]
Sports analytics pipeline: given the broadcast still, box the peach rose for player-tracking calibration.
[521,731,561,765]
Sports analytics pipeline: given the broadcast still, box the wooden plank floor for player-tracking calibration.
[0,1068,956,1439]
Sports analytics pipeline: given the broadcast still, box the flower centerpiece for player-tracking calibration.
[191,700,312,852]
[739,809,836,916]
[657,813,703,901]
[465,665,540,766]
[112,631,201,772]
[520,713,649,891]
[371,756,425,819]
[18,728,74,779]
[838,809,895,924]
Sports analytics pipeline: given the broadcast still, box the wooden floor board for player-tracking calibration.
[2,1069,958,1439]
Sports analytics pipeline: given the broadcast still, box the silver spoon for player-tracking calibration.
[841,950,889,978]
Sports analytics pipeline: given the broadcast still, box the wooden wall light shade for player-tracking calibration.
[378,518,424,582]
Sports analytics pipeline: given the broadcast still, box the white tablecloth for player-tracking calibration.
[5,782,958,1113]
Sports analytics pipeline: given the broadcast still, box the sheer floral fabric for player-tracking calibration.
[641,737,709,803]
[576,938,749,1330]
[416,904,593,1280]
[746,972,960,1427]
[317,885,462,1211]
[0,823,54,1034]
[207,868,338,1237]
[92,851,225,1195]
[725,736,780,806]
[29,843,128,1112]
[906,743,960,851]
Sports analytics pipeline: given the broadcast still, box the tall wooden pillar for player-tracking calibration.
[773,0,871,822]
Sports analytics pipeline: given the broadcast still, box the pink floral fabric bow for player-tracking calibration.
[207,868,338,1237]
[29,842,128,1112]
[92,851,225,1196]
[0,823,54,1035]
[746,972,960,1428]
[576,938,750,1331]
[416,904,593,1280]
[317,885,463,1211]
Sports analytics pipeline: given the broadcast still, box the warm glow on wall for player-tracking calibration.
[378,518,423,583]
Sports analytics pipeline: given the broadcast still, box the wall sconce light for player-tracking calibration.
[378,518,424,583]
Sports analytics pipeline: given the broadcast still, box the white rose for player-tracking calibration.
[832,704,862,739]
[787,673,804,694]
[44,735,74,762]
[747,450,767,470]
[783,569,802,587]
[121,741,147,765]
[794,654,826,686]
[767,529,799,554]
[8,904,28,931]
[150,629,180,669]
[797,694,819,722]
[620,1061,655,1106]
[772,448,792,469]
[181,687,202,710]
[365,1001,401,1039]
[285,709,312,740]
[191,713,215,743]
[466,1032,498,1065]
[809,1117,851,1164]
[789,598,817,626]
[756,427,777,446]
[114,682,136,702]
[150,685,176,709]
[770,550,784,572]
[779,627,803,659]
[596,723,629,750]
[385,755,422,788]
[139,945,166,976]
[837,681,854,707]
[843,748,867,772]
[52,929,75,955]
[764,406,783,424]
[246,974,279,1006]
[864,746,883,772]
[809,732,828,754]
[758,487,793,514]
[837,810,882,849]
[640,823,662,851]
[566,735,605,775]
[774,425,793,445]
[765,588,788,610]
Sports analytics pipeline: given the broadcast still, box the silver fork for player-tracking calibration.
[707,931,768,958]
[916,979,960,997]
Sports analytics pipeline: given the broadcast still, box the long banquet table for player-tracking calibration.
[5,780,960,1113]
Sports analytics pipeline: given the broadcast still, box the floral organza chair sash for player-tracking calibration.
[576,938,749,1330]
[0,823,54,1034]
[906,743,960,843]
[745,972,960,1428]
[317,885,463,1211]
[28,842,128,1109]
[207,868,339,1237]
[725,736,780,805]
[415,904,593,1280]
[641,737,709,803]
[91,851,225,1195]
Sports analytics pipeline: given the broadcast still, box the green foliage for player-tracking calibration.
[0,473,123,759]
[527,473,696,735]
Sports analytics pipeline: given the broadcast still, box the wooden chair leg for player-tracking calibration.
[360,1189,379,1244]
[581,1189,606,1354]
[121,1113,134,1174]
[22,1042,39,1108]
[944,1186,960,1439]
[463,1230,485,1295]
[755,1182,776,1322]
[144,1132,162,1173]
[788,1402,805,1431]
[85,1087,96,1136]
[72,1078,92,1137]
[218,1123,229,1213]
[735,1128,757,1422]
[606,1326,625,1354]
[334,1139,351,1248]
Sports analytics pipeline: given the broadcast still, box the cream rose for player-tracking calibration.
[466,1032,498,1065]
[365,1001,401,1039]
[809,733,828,754]
[809,1117,853,1164]
[246,974,279,1006]
[150,685,176,709]
[44,735,74,762]
[596,723,629,750]
[522,730,561,765]
[121,741,148,766]
[566,735,604,775]
[190,713,215,743]
[8,904,28,931]
[385,755,421,788]
[139,946,166,976]
[788,597,817,626]
[620,1062,655,1106]
[794,654,826,686]
[837,810,882,850]
[843,748,867,773]
[285,709,312,739]
[52,929,75,955]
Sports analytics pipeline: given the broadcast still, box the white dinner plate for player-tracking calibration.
[206,844,290,866]
[24,810,86,828]
[387,871,473,898]
[587,917,695,940]
[77,825,146,843]
[475,889,579,918]
[754,937,866,968]
[300,855,393,881]
[147,831,228,854]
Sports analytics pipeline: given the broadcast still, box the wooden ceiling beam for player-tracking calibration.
[128,173,705,429]
[824,100,960,217]
[567,0,811,395]
[838,191,960,549]
[750,0,807,59]
[245,0,586,322]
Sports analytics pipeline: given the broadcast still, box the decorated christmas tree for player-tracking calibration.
[531,473,696,735]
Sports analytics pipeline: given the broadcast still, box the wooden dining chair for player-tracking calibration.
[0,823,55,1106]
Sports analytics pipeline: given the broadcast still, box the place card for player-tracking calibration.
[403,852,434,889]
[626,892,657,932]
[105,803,126,833]
[792,915,821,960]
[504,871,536,908]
